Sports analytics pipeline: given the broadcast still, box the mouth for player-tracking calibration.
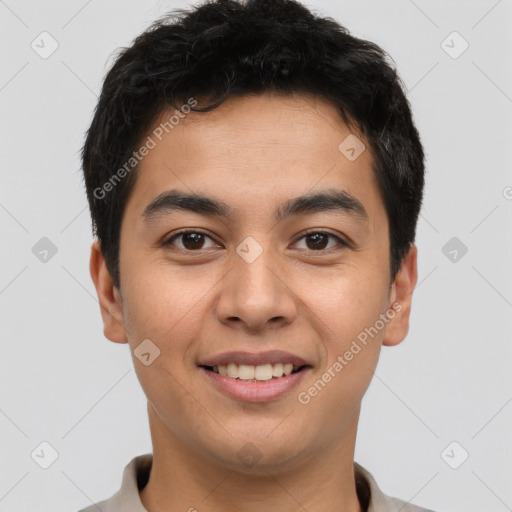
[198,352,312,402]
[201,363,308,382]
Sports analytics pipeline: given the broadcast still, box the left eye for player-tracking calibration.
[164,230,345,252]
[294,231,346,251]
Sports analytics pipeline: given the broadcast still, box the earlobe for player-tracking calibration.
[89,239,128,344]
[382,243,418,347]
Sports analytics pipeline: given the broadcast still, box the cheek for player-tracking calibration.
[297,297,385,435]
[298,261,390,345]
[304,268,390,413]
[120,257,211,343]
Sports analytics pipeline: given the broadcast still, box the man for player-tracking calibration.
[80,0,434,510]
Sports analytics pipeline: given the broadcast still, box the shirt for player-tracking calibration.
[78,453,436,512]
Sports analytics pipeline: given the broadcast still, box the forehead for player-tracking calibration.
[124,92,384,228]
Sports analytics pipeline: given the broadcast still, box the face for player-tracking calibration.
[91,92,417,474]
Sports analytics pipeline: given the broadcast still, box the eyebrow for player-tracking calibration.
[142,188,368,224]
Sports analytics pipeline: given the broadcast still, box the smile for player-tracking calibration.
[205,362,302,381]
[199,364,311,402]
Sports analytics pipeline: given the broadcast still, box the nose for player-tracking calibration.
[215,244,298,333]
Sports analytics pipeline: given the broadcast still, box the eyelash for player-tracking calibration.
[163,229,348,252]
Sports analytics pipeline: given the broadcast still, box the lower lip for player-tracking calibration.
[199,366,310,403]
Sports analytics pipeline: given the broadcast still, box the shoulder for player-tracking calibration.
[382,495,438,512]
[355,462,438,512]
[75,453,153,512]
[78,497,112,512]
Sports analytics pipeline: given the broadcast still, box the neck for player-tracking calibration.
[140,403,363,512]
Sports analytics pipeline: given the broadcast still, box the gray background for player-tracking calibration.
[1,0,511,511]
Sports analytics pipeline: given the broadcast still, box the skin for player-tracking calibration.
[90,92,418,512]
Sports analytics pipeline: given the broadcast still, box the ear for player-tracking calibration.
[89,239,128,344]
[382,243,418,347]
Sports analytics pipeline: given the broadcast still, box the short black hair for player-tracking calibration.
[81,0,425,290]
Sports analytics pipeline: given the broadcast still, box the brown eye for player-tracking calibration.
[305,233,329,250]
[294,231,347,251]
[165,231,217,251]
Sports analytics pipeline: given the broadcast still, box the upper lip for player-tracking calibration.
[198,350,311,368]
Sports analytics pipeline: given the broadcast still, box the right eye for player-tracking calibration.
[163,230,220,251]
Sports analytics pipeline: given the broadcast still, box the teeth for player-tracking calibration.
[283,363,293,376]
[254,363,273,381]
[272,363,283,376]
[212,363,301,381]
[238,364,255,380]
[227,363,238,378]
